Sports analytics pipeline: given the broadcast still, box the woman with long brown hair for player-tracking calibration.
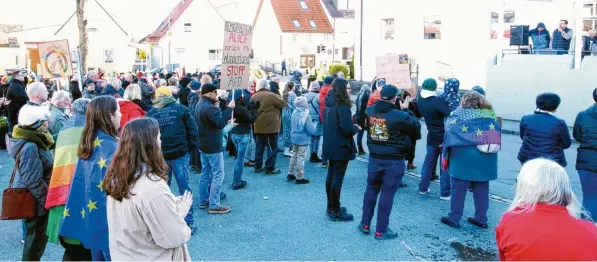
[59,96,121,261]
[281,82,297,157]
[105,118,192,261]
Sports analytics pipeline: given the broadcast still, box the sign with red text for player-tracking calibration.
[376,54,416,96]
[221,21,253,90]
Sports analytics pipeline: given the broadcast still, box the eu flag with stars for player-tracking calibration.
[59,130,118,252]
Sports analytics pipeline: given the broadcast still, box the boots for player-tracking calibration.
[310,152,323,163]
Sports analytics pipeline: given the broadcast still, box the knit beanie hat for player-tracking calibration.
[380,85,399,100]
[189,80,201,91]
[309,81,321,92]
[179,77,192,89]
[18,104,49,129]
[324,76,334,85]
[155,86,172,99]
[295,96,308,109]
[472,86,486,96]
[422,78,438,91]
[201,83,218,95]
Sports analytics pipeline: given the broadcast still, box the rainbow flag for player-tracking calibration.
[45,114,86,244]
[59,130,118,252]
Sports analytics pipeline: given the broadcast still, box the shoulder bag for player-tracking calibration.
[1,143,38,220]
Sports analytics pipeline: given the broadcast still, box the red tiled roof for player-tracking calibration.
[270,0,333,33]
[145,0,194,43]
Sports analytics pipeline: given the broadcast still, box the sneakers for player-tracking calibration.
[310,153,323,163]
[283,148,293,157]
[198,203,209,209]
[208,206,231,214]
[375,228,398,240]
[322,162,329,168]
[265,168,281,175]
[358,223,371,234]
[328,210,354,222]
[407,163,416,170]
[244,161,255,167]
[440,195,451,201]
[467,217,488,229]
[326,206,347,215]
[440,217,461,229]
[232,180,247,190]
[419,189,430,195]
[287,174,296,181]
[296,179,310,184]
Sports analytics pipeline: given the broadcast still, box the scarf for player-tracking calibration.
[12,125,55,150]
[441,108,501,171]
[153,96,177,109]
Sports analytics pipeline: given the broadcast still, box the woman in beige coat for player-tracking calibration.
[104,117,193,261]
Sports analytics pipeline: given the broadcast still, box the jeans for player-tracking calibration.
[232,133,251,186]
[22,214,48,261]
[448,177,489,225]
[245,132,255,161]
[356,129,366,151]
[166,153,195,225]
[199,151,225,209]
[310,135,321,154]
[91,249,111,261]
[326,160,349,212]
[255,133,279,171]
[419,146,451,197]
[60,237,92,261]
[579,170,597,221]
[361,157,405,233]
[289,145,308,179]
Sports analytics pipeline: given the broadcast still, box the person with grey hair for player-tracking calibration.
[27,82,49,106]
[48,90,72,135]
[495,158,597,261]
[71,98,91,116]
[582,29,597,59]
[101,78,123,98]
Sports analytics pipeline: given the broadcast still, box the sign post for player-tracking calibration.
[221,21,253,91]
[376,54,416,97]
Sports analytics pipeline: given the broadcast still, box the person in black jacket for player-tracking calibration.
[358,85,420,240]
[573,88,597,220]
[229,89,256,190]
[6,71,29,132]
[195,83,232,214]
[69,78,82,101]
[416,78,452,199]
[177,76,192,107]
[146,86,198,232]
[138,74,154,110]
[322,78,359,221]
[354,84,371,155]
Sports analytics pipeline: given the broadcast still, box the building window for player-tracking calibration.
[299,0,308,10]
[292,33,298,42]
[504,10,515,23]
[424,15,441,39]
[381,18,395,40]
[584,3,597,32]
[335,48,339,55]
[309,20,317,28]
[208,49,222,60]
[292,19,301,28]
[184,23,191,32]
[490,12,511,39]
[324,34,330,42]
[104,49,114,63]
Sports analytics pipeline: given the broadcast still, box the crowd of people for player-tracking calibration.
[0,65,596,260]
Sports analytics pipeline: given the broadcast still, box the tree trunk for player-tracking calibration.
[76,0,88,73]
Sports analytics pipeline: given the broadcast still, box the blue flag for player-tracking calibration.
[59,130,118,252]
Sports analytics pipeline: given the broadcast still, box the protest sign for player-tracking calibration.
[37,40,73,79]
[376,54,416,97]
[221,21,253,90]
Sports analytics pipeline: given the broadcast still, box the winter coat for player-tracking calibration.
[230,101,256,135]
[518,111,571,166]
[101,84,121,98]
[415,95,451,148]
[291,107,317,146]
[6,79,28,127]
[318,84,332,122]
[292,72,303,96]
[322,92,358,161]
[118,100,146,128]
[82,90,98,100]
[177,86,191,108]
[496,204,597,261]
[573,104,597,172]
[304,91,322,136]
[250,90,285,134]
[355,91,371,127]
[69,81,82,101]
[195,96,230,154]
[365,100,421,160]
[138,79,154,109]
[529,23,551,50]
[48,104,69,136]
[7,136,54,216]
[147,99,198,160]
[552,27,573,51]
[367,90,381,107]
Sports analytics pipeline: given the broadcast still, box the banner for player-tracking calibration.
[221,21,253,90]
[376,54,416,96]
[38,40,73,79]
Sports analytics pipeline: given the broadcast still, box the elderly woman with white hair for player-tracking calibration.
[496,158,597,261]
[48,90,72,136]
[7,104,54,260]
[118,84,146,128]
[100,78,124,98]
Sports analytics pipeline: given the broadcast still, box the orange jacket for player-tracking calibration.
[319,84,332,122]
[367,90,381,107]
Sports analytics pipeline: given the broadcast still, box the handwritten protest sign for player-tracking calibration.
[221,21,253,90]
[37,40,73,79]
[376,54,416,97]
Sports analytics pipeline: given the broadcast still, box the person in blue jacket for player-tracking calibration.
[573,88,597,220]
[529,22,551,54]
[518,93,571,167]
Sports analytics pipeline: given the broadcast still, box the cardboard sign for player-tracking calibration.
[37,40,73,79]
[221,21,253,90]
[376,54,416,96]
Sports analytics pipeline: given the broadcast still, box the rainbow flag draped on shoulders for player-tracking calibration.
[442,108,501,171]
[59,130,118,252]
[45,114,86,244]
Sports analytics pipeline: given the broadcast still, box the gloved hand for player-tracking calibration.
[176,190,193,218]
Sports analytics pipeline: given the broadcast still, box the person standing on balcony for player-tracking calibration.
[529,22,550,54]
[582,30,597,59]
[551,20,573,55]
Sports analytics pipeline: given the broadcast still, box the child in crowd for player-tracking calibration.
[288,96,318,184]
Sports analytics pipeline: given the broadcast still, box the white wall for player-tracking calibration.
[282,33,333,68]
[253,0,283,63]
